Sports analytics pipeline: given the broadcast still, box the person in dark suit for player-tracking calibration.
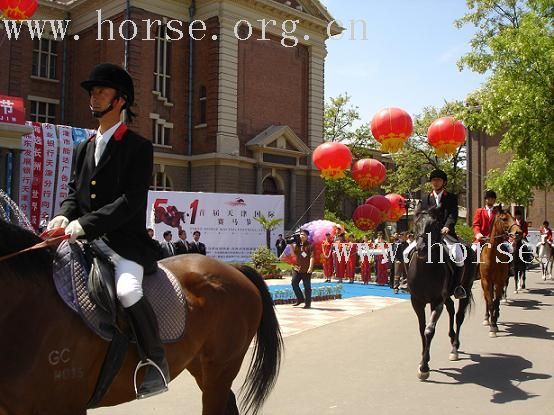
[174,229,191,255]
[190,230,206,255]
[275,234,286,257]
[147,227,163,260]
[415,169,467,299]
[160,230,176,258]
[47,63,168,398]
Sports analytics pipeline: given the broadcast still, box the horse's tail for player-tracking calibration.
[235,265,283,415]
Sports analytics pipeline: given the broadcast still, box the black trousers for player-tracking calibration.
[291,270,312,305]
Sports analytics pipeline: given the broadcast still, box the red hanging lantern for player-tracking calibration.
[385,193,406,222]
[427,117,467,157]
[312,142,353,180]
[352,204,382,231]
[370,107,413,153]
[351,159,386,190]
[365,195,392,222]
[0,0,38,20]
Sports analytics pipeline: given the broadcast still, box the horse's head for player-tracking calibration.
[414,207,442,252]
[492,209,522,241]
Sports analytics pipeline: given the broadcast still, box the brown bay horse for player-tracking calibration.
[478,209,522,337]
[0,219,282,415]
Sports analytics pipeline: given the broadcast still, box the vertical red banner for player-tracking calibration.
[30,122,44,229]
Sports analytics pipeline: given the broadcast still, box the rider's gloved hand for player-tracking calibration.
[475,232,484,240]
[441,227,450,235]
[65,219,85,243]
[47,215,69,231]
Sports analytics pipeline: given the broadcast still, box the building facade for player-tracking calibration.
[0,0,340,229]
[467,129,554,228]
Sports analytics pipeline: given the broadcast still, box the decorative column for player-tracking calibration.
[288,169,297,228]
[216,14,240,155]
[308,45,326,150]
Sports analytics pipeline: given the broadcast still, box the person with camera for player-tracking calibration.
[290,229,314,309]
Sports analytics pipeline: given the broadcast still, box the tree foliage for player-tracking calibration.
[457,0,554,203]
[323,93,378,217]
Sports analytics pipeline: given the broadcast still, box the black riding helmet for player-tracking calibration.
[81,63,135,119]
[429,169,447,182]
[484,189,497,199]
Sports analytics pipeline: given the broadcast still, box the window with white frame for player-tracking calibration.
[151,172,173,191]
[152,119,172,147]
[32,38,58,79]
[153,24,171,99]
[29,99,57,124]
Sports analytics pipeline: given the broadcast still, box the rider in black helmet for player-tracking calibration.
[48,63,168,399]
[417,169,468,299]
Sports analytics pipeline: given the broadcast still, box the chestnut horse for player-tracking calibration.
[478,209,521,337]
[0,219,282,415]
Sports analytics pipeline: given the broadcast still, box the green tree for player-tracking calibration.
[254,214,284,249]
[323,94,378,218]
[456,0,554,203]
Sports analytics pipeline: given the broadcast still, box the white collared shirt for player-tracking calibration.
[94,121,122,165]
[433,190,444,207]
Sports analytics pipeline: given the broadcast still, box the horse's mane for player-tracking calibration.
[0,219,52,277]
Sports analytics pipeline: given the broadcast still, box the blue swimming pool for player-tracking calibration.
[268,281,410,300]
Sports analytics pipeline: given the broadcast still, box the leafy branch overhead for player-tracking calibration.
[457,0,554,202]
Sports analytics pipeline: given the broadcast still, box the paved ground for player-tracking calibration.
[92,269,554,415]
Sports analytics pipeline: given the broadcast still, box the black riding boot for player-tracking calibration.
[453,265,467,299]
[126,298,170,399]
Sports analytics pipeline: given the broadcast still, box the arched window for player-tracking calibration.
[262,176,279,195]
[151,172,173,191]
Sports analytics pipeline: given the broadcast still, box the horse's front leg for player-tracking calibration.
[410,298,428,380]
[490,282,504,338]
[419,301,444,380]
[444,297,458,361]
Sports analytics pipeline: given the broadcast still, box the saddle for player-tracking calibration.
[52,240,187,407]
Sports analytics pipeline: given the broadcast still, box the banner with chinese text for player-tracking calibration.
[18,122,35,219]
[29,122,44,228]
[55,126,74,211]
[40,123,59,221]
[147,191,285,263]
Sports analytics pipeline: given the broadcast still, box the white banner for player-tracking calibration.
[147,191,285,263]
[18,121,35,219]
[40,123,59,221]
[54,126,74,211]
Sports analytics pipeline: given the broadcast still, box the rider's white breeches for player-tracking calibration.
[443,235,465,267]
[404,236,465,267]
[94,239,144,308]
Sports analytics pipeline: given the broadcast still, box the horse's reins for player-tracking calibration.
[0,228,69,262]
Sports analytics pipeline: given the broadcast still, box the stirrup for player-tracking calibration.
[133,358,169,400]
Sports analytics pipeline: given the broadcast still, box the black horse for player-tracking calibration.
[407,208,476,380]
[509,238,534,294]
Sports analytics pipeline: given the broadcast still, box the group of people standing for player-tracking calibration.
[148,228,206,259]
[320,231,414,290]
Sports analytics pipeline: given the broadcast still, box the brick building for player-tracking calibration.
[0,0,340,228]
[467,129,554,228]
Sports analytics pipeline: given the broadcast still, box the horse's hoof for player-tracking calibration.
[449,352,459,361]
[489,331,497,338]
[418,370,430,380]
[482,319,490,326]
[513,290,518,294]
